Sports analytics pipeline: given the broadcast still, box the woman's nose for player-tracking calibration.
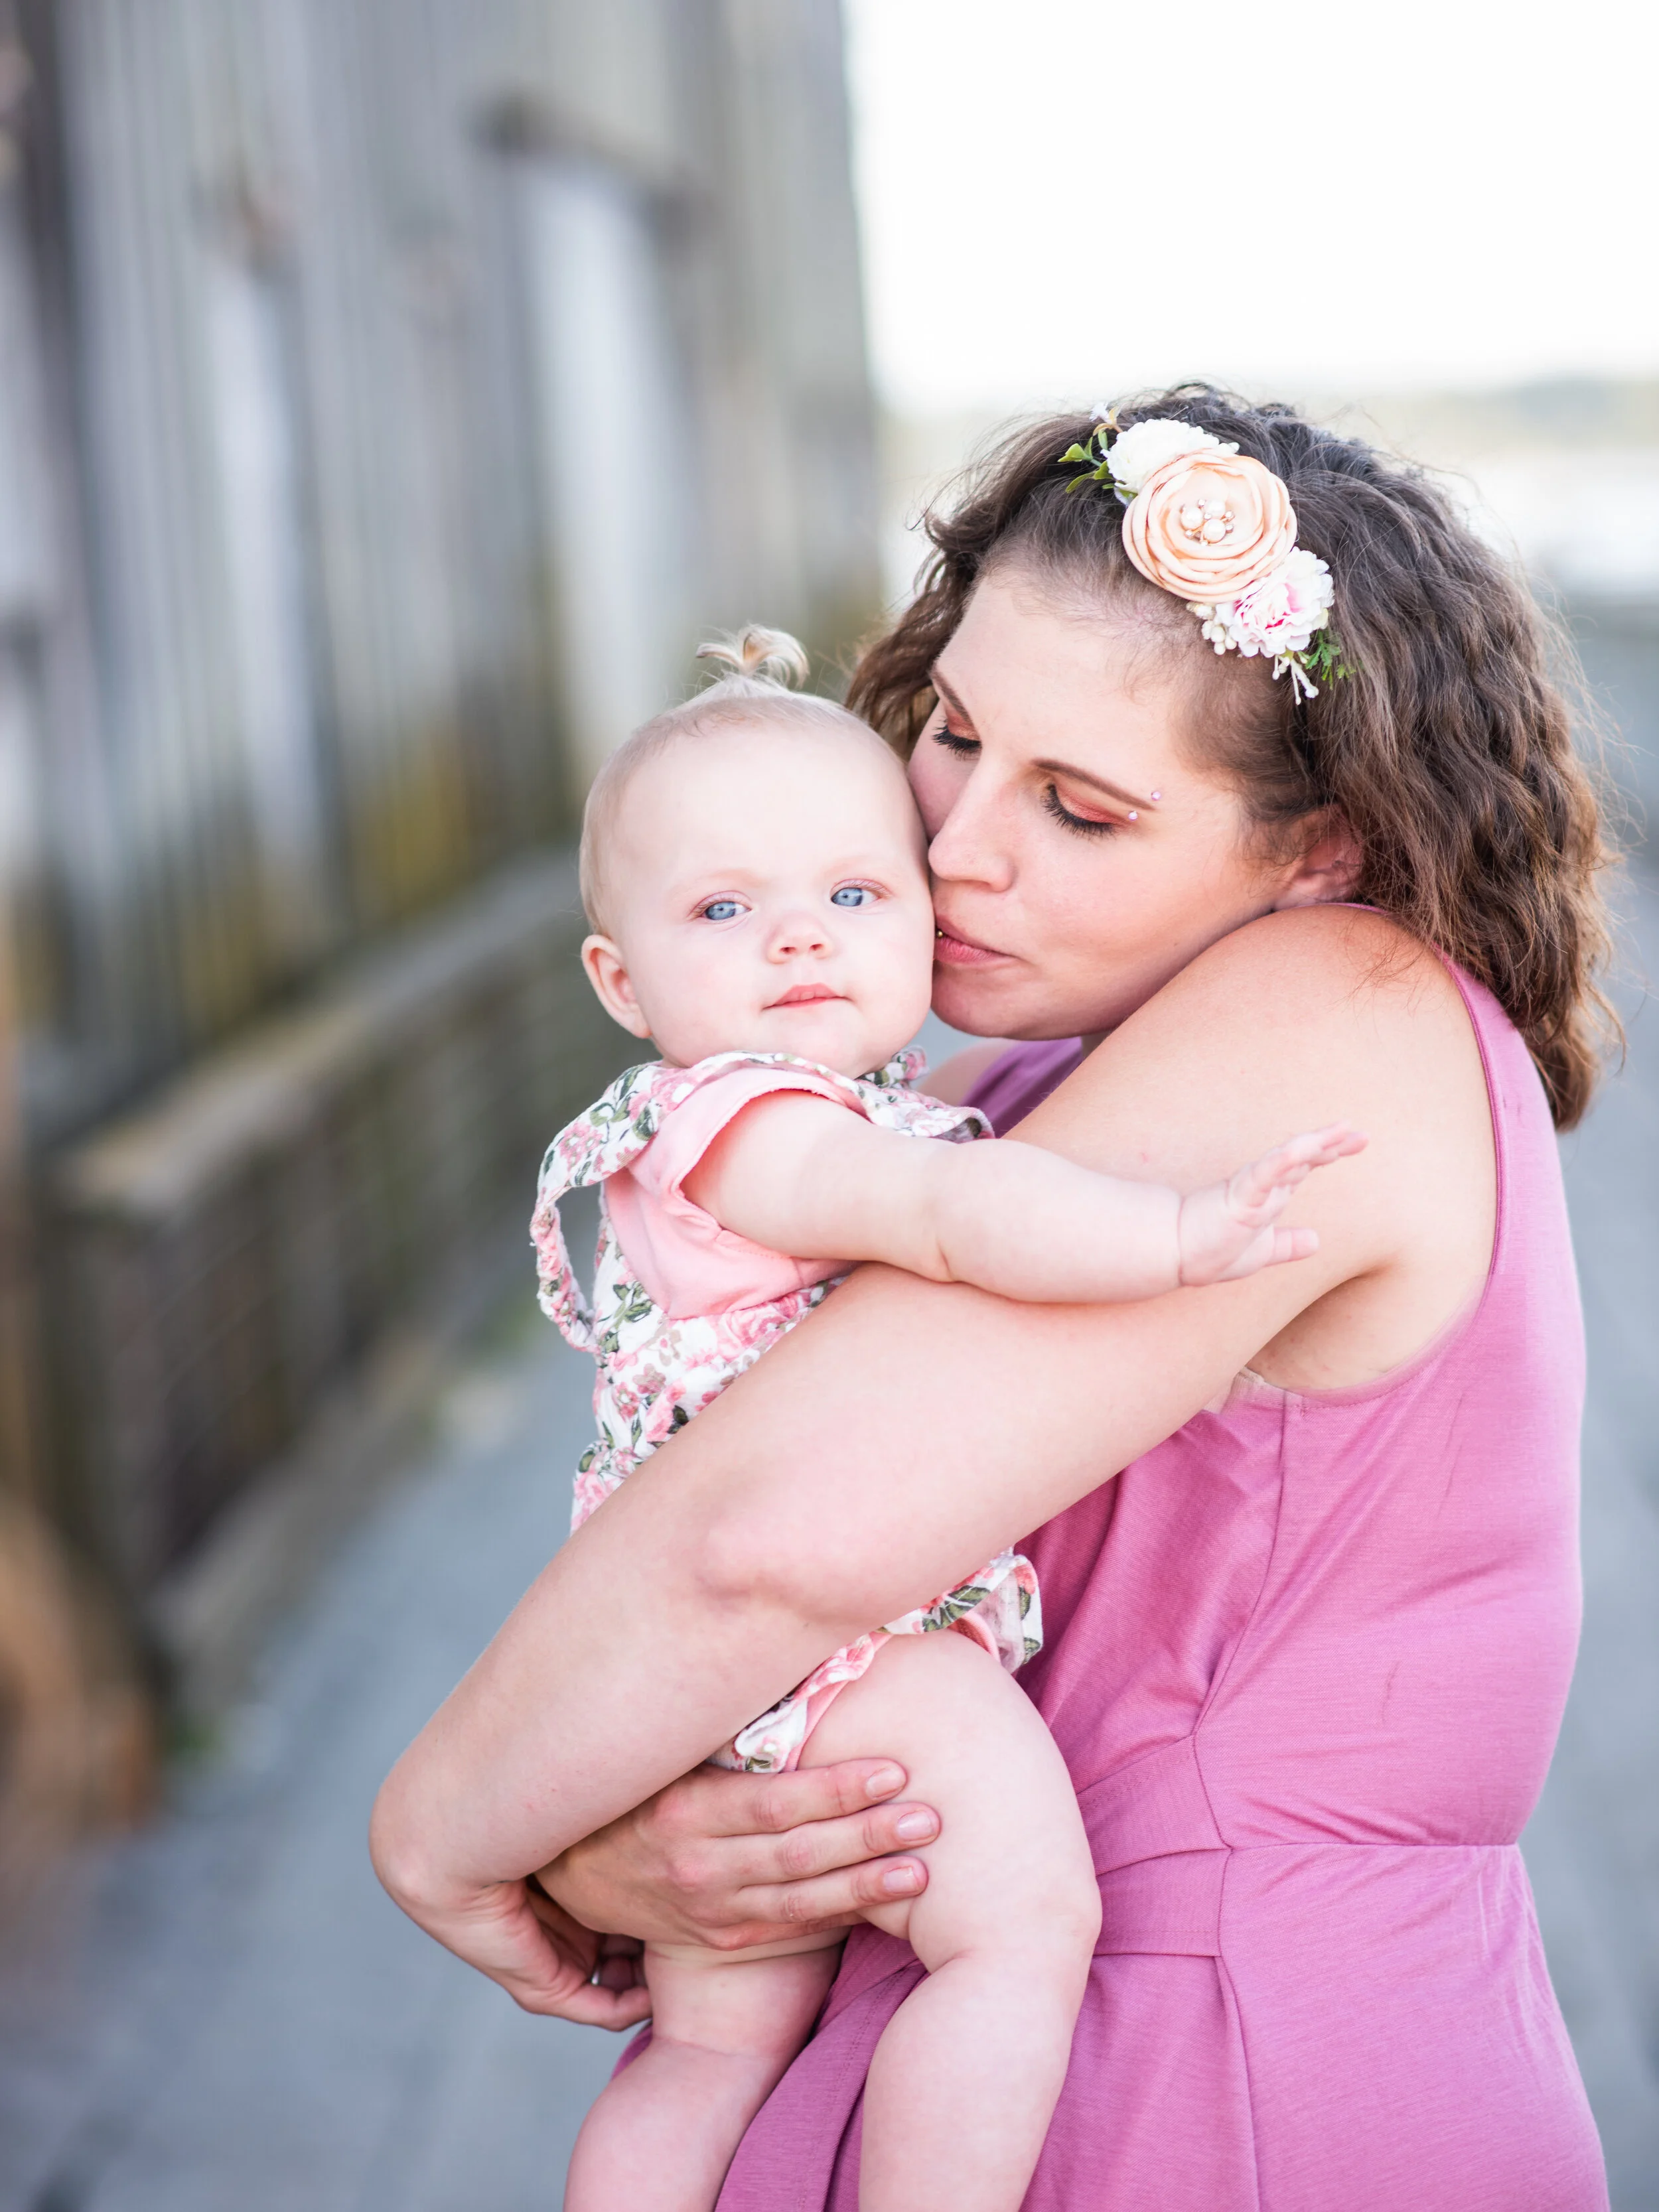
[926,780,1015,892]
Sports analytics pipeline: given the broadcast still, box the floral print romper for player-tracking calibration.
[531,1048,1043,1771]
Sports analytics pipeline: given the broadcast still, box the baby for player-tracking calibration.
[534,630,1361,2212]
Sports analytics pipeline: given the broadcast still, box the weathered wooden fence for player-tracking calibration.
[0,0,878,1724]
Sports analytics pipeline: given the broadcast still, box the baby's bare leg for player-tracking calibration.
[804,1631,1100,2212]
[563,1933,841,2212]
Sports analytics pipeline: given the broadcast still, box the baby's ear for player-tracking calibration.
[581,935,652,1039]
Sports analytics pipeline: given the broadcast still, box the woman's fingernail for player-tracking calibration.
[894,1811,936,1841]
[865,1765,905,1798]
[882,1864,922,1895]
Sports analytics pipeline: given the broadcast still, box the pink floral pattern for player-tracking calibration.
[532,1050,1043,1771]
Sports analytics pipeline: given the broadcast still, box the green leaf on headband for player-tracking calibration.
[1062,428,1118,494]
[1300,630,1356,685]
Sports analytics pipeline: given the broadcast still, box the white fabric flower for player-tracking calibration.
[1195,549,1334,661]
[1107,417,1238,499]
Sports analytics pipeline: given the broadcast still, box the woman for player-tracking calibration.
[372,389,1612,2207]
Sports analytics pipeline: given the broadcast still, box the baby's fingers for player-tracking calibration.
[1228,1124,1366,1221]
[1209,1223,1321,1282]
[1293,1122,1368,1167]
[1272,1226,1320,1264]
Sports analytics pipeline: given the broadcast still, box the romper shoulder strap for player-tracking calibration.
[530,1060,681,1349]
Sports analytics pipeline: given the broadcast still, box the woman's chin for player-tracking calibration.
[928,963,1023,1037]
[930,964,1089,1044]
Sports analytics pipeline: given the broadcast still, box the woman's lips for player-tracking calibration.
[932,919,1011,968]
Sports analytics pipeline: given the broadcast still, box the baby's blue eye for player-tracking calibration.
[700,900,742,922]
[831,885,875,908]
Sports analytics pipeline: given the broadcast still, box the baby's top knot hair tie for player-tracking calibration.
[695,625,810,691]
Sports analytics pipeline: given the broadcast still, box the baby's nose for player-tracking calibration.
[769,912,831,957]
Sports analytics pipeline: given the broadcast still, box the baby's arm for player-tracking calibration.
[684,1096,1365,1300]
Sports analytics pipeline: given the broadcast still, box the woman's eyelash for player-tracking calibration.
[1042,784,1118,838]
[1043,785,1118,837]
[932,723,979,755]
[930,713,1114,836]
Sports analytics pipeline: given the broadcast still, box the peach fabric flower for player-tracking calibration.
[1123,450,1297,601]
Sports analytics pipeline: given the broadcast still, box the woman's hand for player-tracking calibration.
[374,1756,936,2022]
[376,1858,655,2028]
[538,1758,938,1953]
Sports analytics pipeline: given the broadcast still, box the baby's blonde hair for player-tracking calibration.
[579,626,892,933]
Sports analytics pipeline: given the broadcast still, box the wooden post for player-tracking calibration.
[0,867,40,1509]
[0,920,155,1881]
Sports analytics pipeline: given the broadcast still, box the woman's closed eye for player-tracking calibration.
[1042,783,1120,838]
[932,723,979,759]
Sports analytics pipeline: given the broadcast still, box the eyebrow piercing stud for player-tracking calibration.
[1127,810,1138,821]
[1149,790,1162,801]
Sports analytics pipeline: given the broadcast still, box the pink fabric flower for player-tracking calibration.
[1123,451,1297,600]
[1198,548,1334,662]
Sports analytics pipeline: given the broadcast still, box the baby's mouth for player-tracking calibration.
[767,984,847,1008]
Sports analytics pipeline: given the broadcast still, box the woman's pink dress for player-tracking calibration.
[715,977,1608,2209]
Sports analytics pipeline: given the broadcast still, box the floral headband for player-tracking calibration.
[1062,417,1349,697]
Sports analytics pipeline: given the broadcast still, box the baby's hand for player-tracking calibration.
[1176,1125,1367,1287]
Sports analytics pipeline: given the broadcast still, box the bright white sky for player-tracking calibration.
[843,0,1659,417]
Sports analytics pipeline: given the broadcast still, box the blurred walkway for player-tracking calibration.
[0,1342,619,2212]
[1528,863,1659,2209]
[4,912,1659,2211]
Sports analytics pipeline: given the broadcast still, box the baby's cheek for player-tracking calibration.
[651,949,757,1064]
[876,914,941,1022]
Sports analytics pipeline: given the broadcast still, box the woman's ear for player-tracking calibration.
[1271,809,1363,910]
[581,935,653,1038]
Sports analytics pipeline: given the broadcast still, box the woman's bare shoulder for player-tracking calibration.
[1179,902,1451,1018]
[1014,906,1493,1378]
[1129,904,1464,1076]
[1027,903,1480,1186]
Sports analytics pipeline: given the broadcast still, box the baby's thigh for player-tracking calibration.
[802,1632,1099,1962]
[644,1936,842,2064]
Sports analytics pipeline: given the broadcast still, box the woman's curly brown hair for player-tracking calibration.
[849,385,1618,1129]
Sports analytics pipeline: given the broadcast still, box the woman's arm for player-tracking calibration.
[685,1096,1363,1298]
[372,909,1488,1998]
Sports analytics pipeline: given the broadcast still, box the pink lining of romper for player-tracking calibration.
[605,1064,855,1321]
